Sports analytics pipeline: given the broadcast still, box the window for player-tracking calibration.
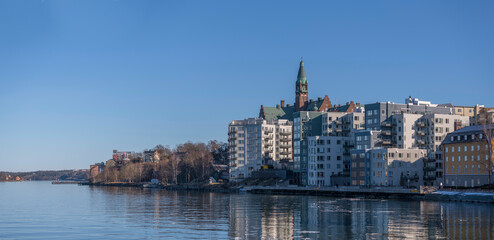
[464,146,467,152]
[458,146,461,152]
[452,156,455,162]
[445,156,448,162]
[464,156,467,161]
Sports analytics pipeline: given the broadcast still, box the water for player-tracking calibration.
[0,182,493,239]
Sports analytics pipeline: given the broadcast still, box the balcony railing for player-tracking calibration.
[417,131,426,136]
[280,131,291,136]
[416,122,426,128]
[381,130,392,136]
[381,121,392,127]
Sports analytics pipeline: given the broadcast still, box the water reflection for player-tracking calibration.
[0,182,493,239]
[227,194,494,239]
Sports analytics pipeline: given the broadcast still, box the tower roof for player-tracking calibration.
[296,60,307,84]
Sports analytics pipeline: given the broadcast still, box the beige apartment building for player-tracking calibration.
[443,125,494,187]
[228,118,293,181]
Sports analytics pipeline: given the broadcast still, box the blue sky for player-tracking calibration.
[1,1,493,171]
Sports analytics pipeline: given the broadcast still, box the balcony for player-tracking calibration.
[280,144,291,149]
[381,130,392,136]
[229,149,237,154]
[423,157,435,163]
[280,131,291,136]
[416,122,426,128]
[280,151,291,155]
[264,135,273,140]
[264,129,273,133]
[280,138,291,142]
[228,136,237,140]
[381,121,392,127]
[417,130,426,136]
[264,141,273,146]
[382,140,393,145]
[417,140,427,145]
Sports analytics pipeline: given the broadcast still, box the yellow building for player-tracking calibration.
[443,125,494,187]
[453,105,477,117]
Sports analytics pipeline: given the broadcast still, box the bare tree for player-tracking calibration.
[481,124,494,185]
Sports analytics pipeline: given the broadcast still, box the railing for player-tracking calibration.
[280,138,291,142]
[381,121,392,127]
[381,130,392,136]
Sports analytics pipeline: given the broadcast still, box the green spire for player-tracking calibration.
[296,60,307,84]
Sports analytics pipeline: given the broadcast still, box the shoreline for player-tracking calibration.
[81,182,494,203]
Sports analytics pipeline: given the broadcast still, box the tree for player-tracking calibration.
[481,124,494,185]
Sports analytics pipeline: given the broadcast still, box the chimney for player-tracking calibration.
[318,97,322,101]
[356,102,360,106]
[276,104,280,109]
[310,99,313,103]
[280,100,285,108]
[350,101,354,104]
[346,102,349,105]
[286,104,290,107]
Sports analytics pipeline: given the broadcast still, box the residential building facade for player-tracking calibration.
[228,118,293,181]
[442,124,494,187]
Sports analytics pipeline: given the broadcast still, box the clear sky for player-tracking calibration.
[1,1,493,171]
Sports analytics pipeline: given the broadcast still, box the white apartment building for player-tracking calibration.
[228,118,293,181]
[368,148,427,187]
[307,135,350,186]
[322,112,365,137]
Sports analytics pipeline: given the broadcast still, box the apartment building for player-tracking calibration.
[307,136,349,186]
[350,130,381,186]
[228,118,293,181]
[442,124,494,187]
[376,113,470,186]
[365,97,453,130]
[322,112,365,137]
[368,148,427,187]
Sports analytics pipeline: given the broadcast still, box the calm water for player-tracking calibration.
[1,182,493,239]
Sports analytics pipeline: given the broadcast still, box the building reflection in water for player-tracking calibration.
[228,193,494,239]
[90,187,493,239]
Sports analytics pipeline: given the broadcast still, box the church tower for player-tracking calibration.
[295,60,308,112]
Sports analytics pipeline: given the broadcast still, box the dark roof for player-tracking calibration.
[306,99,325,111]
[442,124,494,144]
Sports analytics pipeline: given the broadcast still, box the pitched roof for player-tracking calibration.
[262,106,295,121]
[442,124,494,144]
[306,99,324,112]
